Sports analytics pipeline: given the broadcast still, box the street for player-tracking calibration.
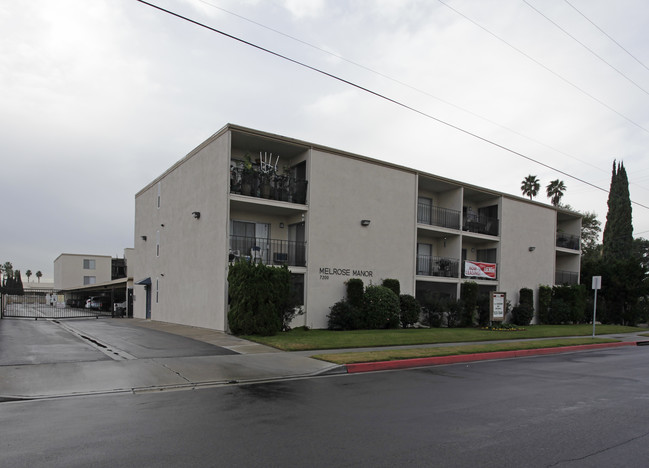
[2,346,649,467]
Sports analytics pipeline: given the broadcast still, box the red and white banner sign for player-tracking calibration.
[464,261,497,279]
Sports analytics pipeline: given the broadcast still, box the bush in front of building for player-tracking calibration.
[227,260,290,336]
[327,300,363,330]
[538,285,553,323]
[381,278,401,297]
[460,282,478,326]
[346,278,364,308]
[477,295,491,326]
[399,294,421,328]
[362,285,400,329]
[421,298,444,327]
[512,288,534,326]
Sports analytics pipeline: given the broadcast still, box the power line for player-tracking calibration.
[436,0,649,135]
[564,0,649,74]
[134,0,649,211]
[522,0,649,98]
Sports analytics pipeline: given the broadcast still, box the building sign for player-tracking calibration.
[464,261,497,279]
[319,267,373,280]
[491,292,506,322]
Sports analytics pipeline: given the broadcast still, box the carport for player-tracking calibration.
[58,278,133,317]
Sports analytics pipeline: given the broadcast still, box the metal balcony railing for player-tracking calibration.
[462,213,499,236]
[230,166,307,204]
[417,203,461,230]
[416,255,459,277]
[556,233,580,250]
[555,270,579,285]
[229,236,306,267]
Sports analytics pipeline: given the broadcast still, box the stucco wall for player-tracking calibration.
[499,197,556,316]
[132,133,230,330]
[305,149,417,329]
[53,254,112,290]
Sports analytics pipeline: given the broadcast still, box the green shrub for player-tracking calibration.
[538,285,552,324]
[362,285,400,329]
[548,298,571,324]
[552,285,587,323]
[512,304,533,326]
[446,299,463,328]
[477,295,491,326]
[399,294,421,328]
[381,279,401,297]
[327,300,362,330]
[228,261,288,335]
[346,278,364,308]
[460,282,478,326]
[422,300,444,328]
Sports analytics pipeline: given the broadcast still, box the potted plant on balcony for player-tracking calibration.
[438,258,451,276]
[259,166,274,199]
[241,154,254,196]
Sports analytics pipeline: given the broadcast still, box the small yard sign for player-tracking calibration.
[490,292,506,322]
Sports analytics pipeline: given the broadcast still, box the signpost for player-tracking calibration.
[592,276,602,337]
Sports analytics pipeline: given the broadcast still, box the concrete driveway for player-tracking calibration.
[0,318,339,400]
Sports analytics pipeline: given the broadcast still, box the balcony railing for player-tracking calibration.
[229,235,306,267]
[417,203,461,230]
[462,214,499,236]
[556,233,580,250]
[417,255,459,278]
[555,270,579,285]
[230,166,307,204]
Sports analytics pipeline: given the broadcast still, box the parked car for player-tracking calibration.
[65,298,84,308]
[85,296,111,311]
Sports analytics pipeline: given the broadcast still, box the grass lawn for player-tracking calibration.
[312,338,619,364]
[242,324,643,351]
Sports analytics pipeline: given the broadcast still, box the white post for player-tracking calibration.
[592,276,602,338]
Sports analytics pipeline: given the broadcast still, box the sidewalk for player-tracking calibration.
[1,318,647,401]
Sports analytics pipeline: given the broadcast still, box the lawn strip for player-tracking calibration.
[241,325,641,351]
[311,338,619,364]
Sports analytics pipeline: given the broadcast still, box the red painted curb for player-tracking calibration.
[345,341,637,374]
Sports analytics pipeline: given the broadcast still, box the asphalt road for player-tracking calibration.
[2,346,649,467]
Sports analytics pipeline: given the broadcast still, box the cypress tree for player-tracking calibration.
[602,161,633,260]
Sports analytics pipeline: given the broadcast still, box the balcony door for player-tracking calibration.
[231,220,270,262]
[288,222,306,267]
[417,243,432,275]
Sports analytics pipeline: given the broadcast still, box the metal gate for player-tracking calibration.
[1,290,113,320]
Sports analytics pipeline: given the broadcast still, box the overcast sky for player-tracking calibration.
[2,0,649,281]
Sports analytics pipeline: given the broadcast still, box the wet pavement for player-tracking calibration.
[0,318,339,400]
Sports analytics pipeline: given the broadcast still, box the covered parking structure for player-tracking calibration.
[56,277,133,318]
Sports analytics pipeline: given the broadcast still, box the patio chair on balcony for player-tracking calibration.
[251,246,263,264]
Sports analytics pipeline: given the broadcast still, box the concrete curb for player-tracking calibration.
[344,341,639,374]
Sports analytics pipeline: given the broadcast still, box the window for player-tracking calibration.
[83,259,96,270]
[157,182,161,209]
[156,230,160,257]
[83,276,96,285]
[477,248,497,263]
[156,278,159,303]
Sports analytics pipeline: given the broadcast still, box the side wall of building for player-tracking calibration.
[499,197,556,318]
[53,254,112,290]
[305,149,417,329]
[132,133,231,330]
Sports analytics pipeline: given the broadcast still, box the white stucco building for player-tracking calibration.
[132,124,581,330]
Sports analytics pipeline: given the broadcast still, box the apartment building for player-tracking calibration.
[54,254,114,290]
[132,124,581,330]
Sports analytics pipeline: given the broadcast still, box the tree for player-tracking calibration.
[520,175,540,200]
[602,161,633,261]
[580,211,602,255]
[35,271,42,283]
[25,270,32,283]
[2,262,13,281]
[546,179,566,206]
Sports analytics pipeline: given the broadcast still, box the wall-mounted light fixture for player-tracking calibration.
[160,273,165,277]
[528,246,536,252]
[192,211,201,219]
[361,219,371,227]
[279,222,284,228]
[160,223,165,227]
[141,235,147,241]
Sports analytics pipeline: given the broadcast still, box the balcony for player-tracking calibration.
[229,236,306,267]
[555,270,579,285]
[230,165,307,204]
[556,232,580,250]
[417,255,459,278]
[461,260,498,281]
[417,203,461,230]
[463,213,499,236]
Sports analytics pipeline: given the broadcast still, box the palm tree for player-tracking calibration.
[36,271,42,283]
[521,175,540,200]
[26,270,32,283]
[546,179,567,206]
